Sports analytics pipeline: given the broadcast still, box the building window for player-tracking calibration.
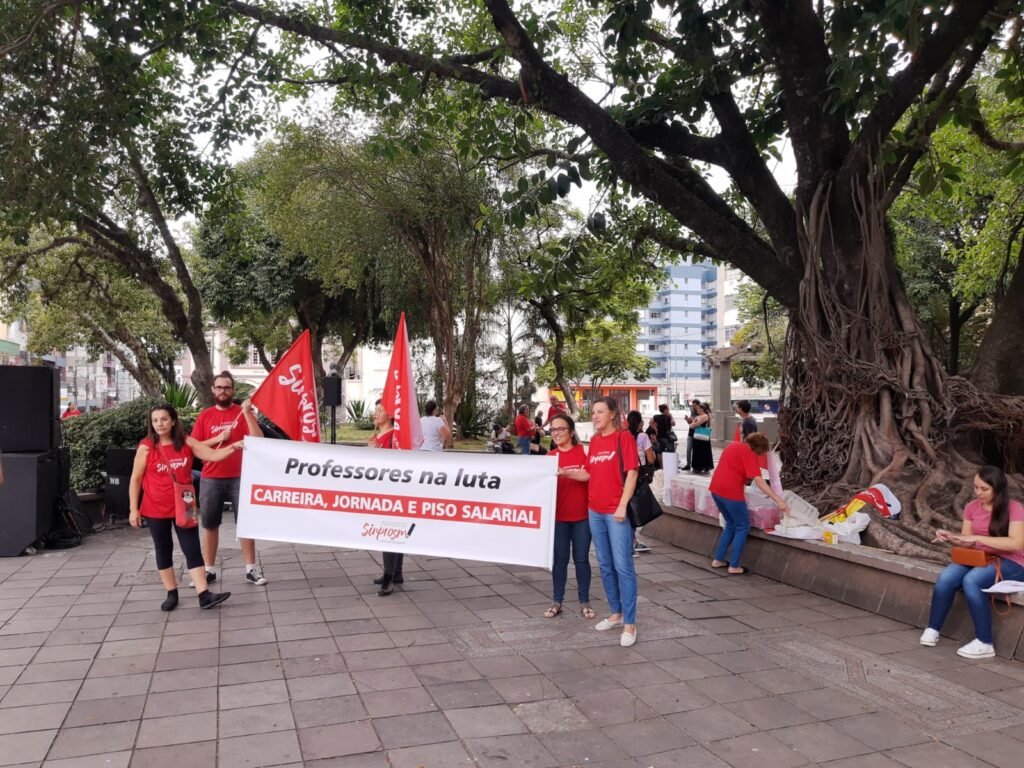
[649,310,662,319]
[648,344,660,351]
[249,346,262,367]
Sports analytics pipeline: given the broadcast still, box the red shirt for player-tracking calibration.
[553,444,588,522]
[192,404,250,478]
[964,498,1024,567]
[514,414,534,437]
[709,442,761,502]
[586,430,639,514]
[375,430,397,449]
[139,438,193,519]
[547,405,566,422]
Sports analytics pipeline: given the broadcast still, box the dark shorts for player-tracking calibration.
[199,476,240,529]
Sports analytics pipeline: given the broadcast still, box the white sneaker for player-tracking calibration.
[919,628,940,647]
[620,628,638,647]
[957,639,995,659]
[595,618,624,631]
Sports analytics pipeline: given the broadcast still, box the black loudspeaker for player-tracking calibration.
[0,366,59,452]
[323,375,342,407]
[106,448,136,477]
[0,450,59,556]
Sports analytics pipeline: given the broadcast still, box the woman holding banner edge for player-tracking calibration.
[559,396,640,647]
[544,414,595,620]
[369,398,402,595]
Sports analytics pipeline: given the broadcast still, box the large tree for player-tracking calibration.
[199,0,1024,555]
[0,3,237,402]
[6,1,1024,553]
[1,236,178,397]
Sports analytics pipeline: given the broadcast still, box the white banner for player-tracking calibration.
[237,437,557,569]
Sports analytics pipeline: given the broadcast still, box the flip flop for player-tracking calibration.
[727,567,752,576]
[544,604,563,619]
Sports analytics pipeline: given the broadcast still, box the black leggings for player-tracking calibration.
[146,517,204,571]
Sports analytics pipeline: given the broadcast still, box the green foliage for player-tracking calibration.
[161,381,197,411]
[891,84,1024,375]
[731,282,787,388]
[345,399,374,430]
[63,398,196,492]
[537,318,652,394]
[453,384,495,439]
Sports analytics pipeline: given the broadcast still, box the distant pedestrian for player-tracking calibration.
[531,415,548,455]
[627,410,656,556]
[544,414,594,621]
[61,402,82,419]
[733,399,758,442]
[542,395,567,427]
[682,399,700,470]
[128,404,237,611]
[652,404,676,454]
[419,400,451,451]
[689,402,714,474]
[709,433,788,575]
[514,405,535,456]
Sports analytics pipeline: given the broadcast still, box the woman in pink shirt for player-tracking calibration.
[922,465,1024,659]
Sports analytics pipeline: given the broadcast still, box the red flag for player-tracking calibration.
[381,312,423,450]
[252,329,321,442]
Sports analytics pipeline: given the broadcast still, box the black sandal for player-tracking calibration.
[544,604,563,618]
[727,567,752,576]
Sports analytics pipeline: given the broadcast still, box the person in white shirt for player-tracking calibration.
[419,400,451,451]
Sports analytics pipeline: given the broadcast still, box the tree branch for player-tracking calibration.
[970,113,1024,152]
[752,0,851,201]
[846,0,1000,180]
[882,30,994,208]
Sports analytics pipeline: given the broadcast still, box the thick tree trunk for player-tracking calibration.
[972,254,1024,396]
[779,175,1003,558]
[531,299,579,419]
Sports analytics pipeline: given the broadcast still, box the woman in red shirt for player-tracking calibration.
[128,404,240,611]
[561,396,640,647]
[709,433,788,574]
[370,399,402,594]
[544,414,594,620]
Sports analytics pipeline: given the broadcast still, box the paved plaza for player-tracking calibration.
[2,522,1024,767]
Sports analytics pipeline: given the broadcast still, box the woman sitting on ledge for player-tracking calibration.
[922,465,1024,659]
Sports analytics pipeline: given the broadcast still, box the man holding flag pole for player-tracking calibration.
[192,371,267,586]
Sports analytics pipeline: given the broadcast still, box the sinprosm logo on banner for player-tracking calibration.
[361,521,416,544]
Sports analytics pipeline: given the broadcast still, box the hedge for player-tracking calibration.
[63,398,198,492]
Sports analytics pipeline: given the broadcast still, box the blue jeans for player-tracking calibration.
[589,510,638,624]
[552,520,591,604]
[712,493,750,569]
[927,558,1024,644]
[517,436,532,456]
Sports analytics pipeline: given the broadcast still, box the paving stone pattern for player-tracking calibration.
[1,521,1024,767]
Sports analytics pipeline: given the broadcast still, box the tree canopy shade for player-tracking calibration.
[5,0,1024,552]
[199,0,1024,552]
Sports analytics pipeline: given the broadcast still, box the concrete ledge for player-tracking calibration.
[643,503,1024,661]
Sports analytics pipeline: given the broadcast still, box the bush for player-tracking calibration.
[64,398,197,492]
[345,398,375,430]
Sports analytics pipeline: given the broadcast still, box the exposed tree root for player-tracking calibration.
[778,170,1024,559]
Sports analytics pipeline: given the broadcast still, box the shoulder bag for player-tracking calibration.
[694,423,712,442]
[156,445,200,528]
[617,432,663,528]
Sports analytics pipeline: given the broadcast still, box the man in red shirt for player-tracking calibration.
[192,372,267,585]
[513,404,536,456]
[542,395,567,428]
